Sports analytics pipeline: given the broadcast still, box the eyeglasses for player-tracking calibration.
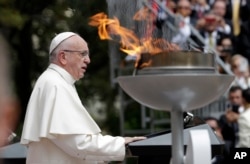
[62,50,89,58]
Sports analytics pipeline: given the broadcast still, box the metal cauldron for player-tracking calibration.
[117,50,234,164]
[135,51,217,75]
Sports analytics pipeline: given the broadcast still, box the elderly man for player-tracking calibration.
[21,32,145,164]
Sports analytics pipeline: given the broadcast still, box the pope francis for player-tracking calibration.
[21,32,145,164]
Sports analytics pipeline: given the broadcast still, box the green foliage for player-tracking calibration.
[0,8,26,29]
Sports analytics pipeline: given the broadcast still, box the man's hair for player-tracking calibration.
[211,0,226,9]
[49,50,57,62]
[242,88,250,103]
[49,37,72,63]
[203,116,221,129]
[229,85,243,93]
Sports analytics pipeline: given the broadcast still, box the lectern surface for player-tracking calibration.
[128,124,224,157]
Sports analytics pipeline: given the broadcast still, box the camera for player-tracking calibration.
[227,103,240,113]
[204,16,216,23]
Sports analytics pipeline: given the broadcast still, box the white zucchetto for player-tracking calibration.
[49,32,76,54]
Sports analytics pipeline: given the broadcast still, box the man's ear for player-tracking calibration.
[58,51,67,65]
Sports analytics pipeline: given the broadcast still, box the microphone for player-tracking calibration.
[183,112,194,127]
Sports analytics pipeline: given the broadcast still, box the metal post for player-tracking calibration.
[171,109,184,164]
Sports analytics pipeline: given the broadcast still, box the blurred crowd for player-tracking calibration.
[148,0,250,87]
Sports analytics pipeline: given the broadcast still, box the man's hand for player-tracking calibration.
[124,136,147,145]
[225,110,239,123]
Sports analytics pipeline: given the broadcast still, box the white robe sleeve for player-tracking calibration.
[50,133,125,161]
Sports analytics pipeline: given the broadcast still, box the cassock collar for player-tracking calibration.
[48,64,76,85]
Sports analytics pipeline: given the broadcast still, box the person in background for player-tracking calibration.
[210,0,232,35]
[237,87,250,148]
[191,0,210,21]
[236,13,250,64]
[216,36,234,74]
[20,32,146,164]
[230,54,250,89]
[224,0,249,37]
[204,116,225,164]
[219,85,243,159]
[0,34,20,147]
[171,0,196,44]
[204,116,223,140]
[224,0,250,57]
[192,11,229,51]
[150,0,177,41]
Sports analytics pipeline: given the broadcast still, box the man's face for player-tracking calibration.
[212,2,226,17]
[63,36,91,80]
[177,1,191,17]
[229,90,243,105]
[231,58,244,77]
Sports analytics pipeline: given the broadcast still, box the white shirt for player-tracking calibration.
[204,31,217,50]
[21,64,125,164]
[172,16,191,44]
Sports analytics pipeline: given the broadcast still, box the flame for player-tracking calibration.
[89,12,180,57]
[133,7,157,22]
[89,12,140,55]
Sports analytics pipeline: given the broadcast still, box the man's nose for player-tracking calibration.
[84,55,91,64]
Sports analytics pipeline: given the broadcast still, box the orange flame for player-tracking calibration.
[89,12,179,57]
[89,12,140,54]
[133,7,157,22]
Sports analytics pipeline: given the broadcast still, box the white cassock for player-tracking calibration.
[21,64,125,164]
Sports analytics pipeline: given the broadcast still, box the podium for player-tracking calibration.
[0,142,27,164]
[127,124,224,164]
